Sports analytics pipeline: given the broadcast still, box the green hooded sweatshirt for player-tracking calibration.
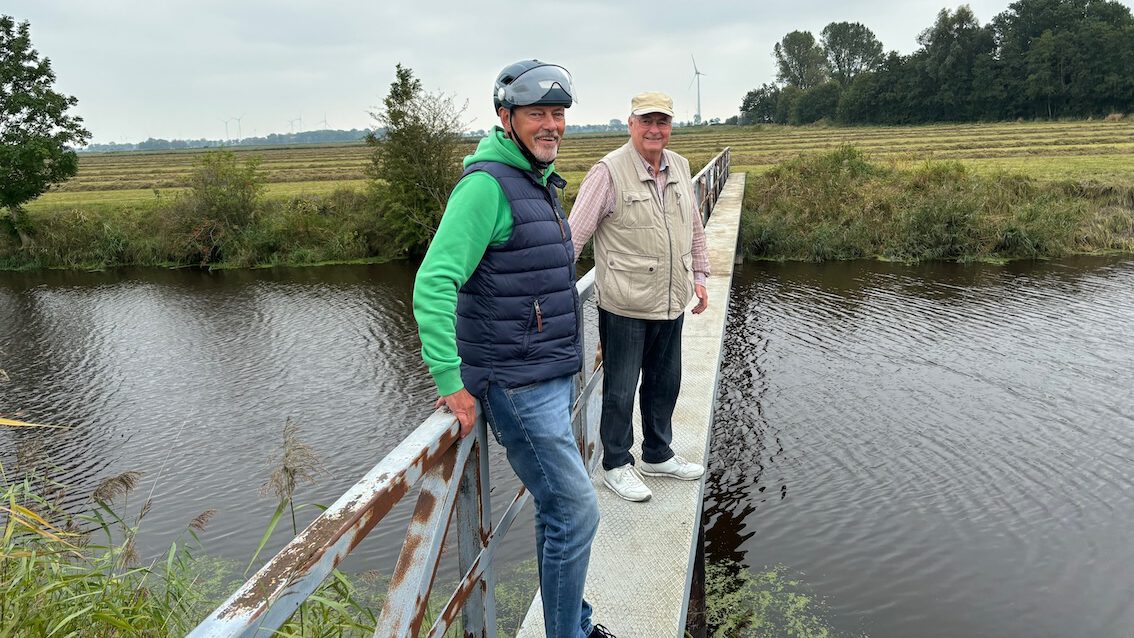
[412,126,559,397]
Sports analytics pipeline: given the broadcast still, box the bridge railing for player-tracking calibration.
[692,147,731,224]
[187,151,732,638]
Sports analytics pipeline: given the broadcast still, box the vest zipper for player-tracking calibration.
[662,187,674,317]
[534,299,544,332]
[543,182,567,240]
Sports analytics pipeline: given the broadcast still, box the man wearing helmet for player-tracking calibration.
[413,60,613,638]
[568,91,710,503]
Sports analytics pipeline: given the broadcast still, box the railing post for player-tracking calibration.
[456,418,494,637]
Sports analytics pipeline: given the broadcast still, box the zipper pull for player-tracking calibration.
[556,215,566,240]
[534,299,544,332]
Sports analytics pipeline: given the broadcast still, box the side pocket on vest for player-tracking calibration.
[681,250,695,305]
[520,296,542,359]
[603,251,660,312]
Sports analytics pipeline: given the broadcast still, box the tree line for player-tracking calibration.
[740,0,1134,125]
[82,129,378,153]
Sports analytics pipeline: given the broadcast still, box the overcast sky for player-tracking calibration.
[7,0,1133,144]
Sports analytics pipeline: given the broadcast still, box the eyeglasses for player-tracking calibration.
[636,116,672,129]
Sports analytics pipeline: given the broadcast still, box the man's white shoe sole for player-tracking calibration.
[602,477,651,502]
[638,467,704,481]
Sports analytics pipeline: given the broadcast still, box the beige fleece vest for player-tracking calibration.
[594,141,696,320]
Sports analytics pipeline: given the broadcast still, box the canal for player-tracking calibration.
[2,257,1132,637]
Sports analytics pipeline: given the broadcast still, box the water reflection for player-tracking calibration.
[707,256,1134,638]
[0,264,531,574]
[4,257,1134,637]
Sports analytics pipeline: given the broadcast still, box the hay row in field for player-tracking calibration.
[52,121,1134,198]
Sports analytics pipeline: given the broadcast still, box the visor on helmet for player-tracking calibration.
[499,64,575,107]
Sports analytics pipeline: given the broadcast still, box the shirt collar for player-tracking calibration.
[634,148,668,176]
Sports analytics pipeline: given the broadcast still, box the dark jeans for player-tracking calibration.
[597,308,683,471]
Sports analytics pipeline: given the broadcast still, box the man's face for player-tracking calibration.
[628,112,672,156]
[501,105,566,163]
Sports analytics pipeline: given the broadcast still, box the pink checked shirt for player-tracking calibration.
[568,151,710,286]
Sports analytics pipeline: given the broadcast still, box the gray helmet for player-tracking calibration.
[494,60,575,111]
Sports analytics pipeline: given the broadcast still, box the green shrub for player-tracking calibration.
[156,150,265,265]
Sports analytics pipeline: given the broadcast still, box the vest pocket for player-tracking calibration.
[681,251,695,303]
[615,192,655,229]
[604,251,660,311]
[521,296,542,358]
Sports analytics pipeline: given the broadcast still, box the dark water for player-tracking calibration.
[0,264,535,576]
[2,258,1133,637]
[707,257,1134,638]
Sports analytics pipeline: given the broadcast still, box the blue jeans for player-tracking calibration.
[483,374,599,638]
[598,309,683,471]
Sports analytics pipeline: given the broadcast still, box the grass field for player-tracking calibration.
[29,119,1134,212]
[24,117,1134,211]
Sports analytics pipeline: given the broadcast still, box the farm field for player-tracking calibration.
[30,119,1134,212]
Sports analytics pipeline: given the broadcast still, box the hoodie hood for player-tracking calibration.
[463,127,556,184]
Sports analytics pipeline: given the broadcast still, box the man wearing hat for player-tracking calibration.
[568,91,710,503]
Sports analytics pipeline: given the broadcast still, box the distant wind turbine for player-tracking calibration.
[221,118,233,142]
[232,114,245,143]
[689,55,706,125]
[318,112,329,130]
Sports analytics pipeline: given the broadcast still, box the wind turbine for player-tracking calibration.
[232,114,245,144]
[318,112,329,130]
[689,55,706,125]
[221,118,232,143]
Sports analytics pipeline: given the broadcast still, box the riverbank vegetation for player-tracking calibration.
[0,426,817,637]
[740,146,1134,261]
[4,118,1134,270]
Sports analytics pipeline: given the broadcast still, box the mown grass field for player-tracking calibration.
[30,119,1134,212]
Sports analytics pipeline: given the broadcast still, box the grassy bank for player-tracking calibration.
[6,121,1134,270]
[740,146,1134,262]
[739,147,1134,261]
[0,460,824,637]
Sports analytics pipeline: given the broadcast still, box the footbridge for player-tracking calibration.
[187,149,744,638]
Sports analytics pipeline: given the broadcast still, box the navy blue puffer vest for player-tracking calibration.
[456,161,582,397]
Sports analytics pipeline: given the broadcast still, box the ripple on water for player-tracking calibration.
[707,258,1134,638]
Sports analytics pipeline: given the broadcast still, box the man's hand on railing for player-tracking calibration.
[436,388,477,437]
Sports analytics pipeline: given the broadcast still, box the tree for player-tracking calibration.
[774,85,804,125]
[821,22,884,87]
[916,6,997,120]
[0,16,90,247]
[740,83,781,123]
[366,64,465,256]
[794,82,843,124]
[773,31,827,89]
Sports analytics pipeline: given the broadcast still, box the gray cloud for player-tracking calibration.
[6,0,1132,142]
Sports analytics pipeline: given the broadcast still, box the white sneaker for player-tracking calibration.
[639,455,704,480]
[603,464,652,502]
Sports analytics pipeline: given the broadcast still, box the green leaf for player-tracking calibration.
[244,499,288,577]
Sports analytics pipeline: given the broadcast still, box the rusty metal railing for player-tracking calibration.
[692,147,731,225]
[187,153,731,638]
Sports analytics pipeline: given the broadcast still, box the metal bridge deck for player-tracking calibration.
[517,173,746,638]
